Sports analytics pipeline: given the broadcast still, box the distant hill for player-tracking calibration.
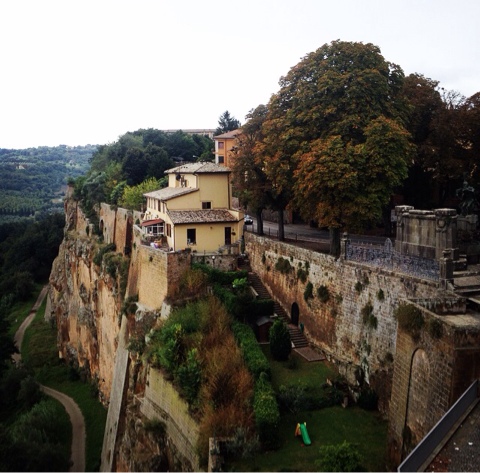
[0,144,96,223]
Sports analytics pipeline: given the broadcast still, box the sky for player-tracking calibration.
[0,0,479,150]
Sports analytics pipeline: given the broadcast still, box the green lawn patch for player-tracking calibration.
[22,292,107,472]
[229,347,388,472]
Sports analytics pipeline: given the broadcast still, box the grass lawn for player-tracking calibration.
[22,294,107,472]
[230,346,388,472]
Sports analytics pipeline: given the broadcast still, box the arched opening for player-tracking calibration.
[291,302,300,326]
[99,219,104,233]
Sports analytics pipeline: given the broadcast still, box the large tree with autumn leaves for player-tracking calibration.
[259,40,414,249]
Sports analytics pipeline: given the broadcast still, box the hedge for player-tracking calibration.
[231,320,270,381]
[253,374,280,449]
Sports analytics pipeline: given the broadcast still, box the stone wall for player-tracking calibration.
[140,368,200,471]
[395,206,458,260]
[245,232,440,410]
[387,305,480,467]
[128,235,191,311]
[99,204,133,254]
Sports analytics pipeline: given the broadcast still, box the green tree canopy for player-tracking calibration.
[261,40,413,239]
[215,110,241,136]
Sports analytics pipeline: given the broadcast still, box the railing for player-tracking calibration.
[398,379,479,472]
[345,238,440,282]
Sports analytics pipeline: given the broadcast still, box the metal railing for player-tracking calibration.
[398,379,479,472]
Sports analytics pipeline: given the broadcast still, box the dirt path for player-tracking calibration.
[13,285,86,472]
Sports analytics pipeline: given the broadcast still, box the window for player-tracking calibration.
[202,201,212,209]
[218,155,224,164]
[146,222,164,236]
[218,142,225,149]
[187,228,196,245]
[166,224,171,237]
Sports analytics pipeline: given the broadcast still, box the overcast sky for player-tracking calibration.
[1,0,478,149]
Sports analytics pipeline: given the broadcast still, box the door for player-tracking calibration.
[225,227,232,245]
[291,302,299,326]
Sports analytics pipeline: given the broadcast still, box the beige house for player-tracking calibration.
[142,162,244,252]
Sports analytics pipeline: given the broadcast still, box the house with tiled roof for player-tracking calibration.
[141,162,244,252]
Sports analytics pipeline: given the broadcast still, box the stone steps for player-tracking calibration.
[247,272,309,349]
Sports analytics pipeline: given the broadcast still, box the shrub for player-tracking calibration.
[297,267,308,283]
[269,320,292,361]
[253,374,280,449]
[231,321,270,380]
[377,288,385,301]
[275,257,292,274]
[177,348,202,405]
[316,441,363,472]
[395,303,425,340]
[317,284,330,303]
[361,302,377,329]
[192,263,247,285]
[354,281,363,293]
[277,384,307,414]
[179,268,208,297]
[93,242,116,266]
[303,281,314,301]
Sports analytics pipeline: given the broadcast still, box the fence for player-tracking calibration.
[345,238,440,282]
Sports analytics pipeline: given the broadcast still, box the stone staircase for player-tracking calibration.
[452,263,480,309]
[247,272,308,349]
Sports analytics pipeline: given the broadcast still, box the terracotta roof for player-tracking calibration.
[143,187,198,200]
[141,218,164,227]
[165,162,230,174]
[214,129,242,139]
[168,209,238,224]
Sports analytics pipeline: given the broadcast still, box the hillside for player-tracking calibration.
[0,144,95,223]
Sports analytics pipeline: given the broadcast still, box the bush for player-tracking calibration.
[231,321,270,380]
[303,281,314,301]
[316,441,363,472]
[317,284,330,303]
[275,257,292,274]
[253,375,280,449]
[192,263,247,285]
[177,348,202,406]
[395,303,425,340]
[269,320,292,361]
[361,302,377,330]
[93,243,116,266]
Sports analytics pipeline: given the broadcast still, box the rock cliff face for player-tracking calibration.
[47,195,197,471]
[48,198,124,402]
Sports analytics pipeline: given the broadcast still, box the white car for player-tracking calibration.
[244,215,253,225]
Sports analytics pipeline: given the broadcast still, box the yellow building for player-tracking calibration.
[214,129,242,167]
[142,162,244,252]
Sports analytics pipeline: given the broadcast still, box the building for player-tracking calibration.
[141,162,244,252]
[213,129,242,166]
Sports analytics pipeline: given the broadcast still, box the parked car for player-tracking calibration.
[244,215,253,225]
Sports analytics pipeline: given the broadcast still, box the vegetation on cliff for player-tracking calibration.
[73,129,214,215]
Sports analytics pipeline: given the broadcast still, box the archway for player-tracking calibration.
[291,302,299,326]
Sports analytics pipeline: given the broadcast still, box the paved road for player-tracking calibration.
[245,218,393,246]
[13,285,86,472]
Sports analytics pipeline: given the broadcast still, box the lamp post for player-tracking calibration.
[212,255,216,269]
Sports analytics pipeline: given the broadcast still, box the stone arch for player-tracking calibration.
[405,348,431,450]
[291,302,299,326]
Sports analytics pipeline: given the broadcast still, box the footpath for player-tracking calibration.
[13,285,86,472]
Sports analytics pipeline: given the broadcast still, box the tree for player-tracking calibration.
[215,110,241,136]
[261,40,412,249]
[231,105,270,235]
[119,177,167,211]
[269,319,291,361]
